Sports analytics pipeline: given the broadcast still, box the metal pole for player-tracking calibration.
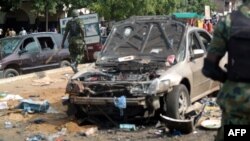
[223,0,225,13]
[45,0,49,32]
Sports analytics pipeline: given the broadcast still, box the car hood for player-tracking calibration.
[99,16,185,60]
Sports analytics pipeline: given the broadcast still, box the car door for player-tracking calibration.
[37,35,59,68]
[196,30,222,91]
[18,37,43,72]
[188,29,211,98]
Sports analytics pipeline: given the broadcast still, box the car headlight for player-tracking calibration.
[147,78,170,95]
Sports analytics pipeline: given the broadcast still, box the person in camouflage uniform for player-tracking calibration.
[202,0,250,140]
[61,9,85,73]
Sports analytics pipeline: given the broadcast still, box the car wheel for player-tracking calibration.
[165,84,190,119]
[60,60,70,67]
[4,68,19,78]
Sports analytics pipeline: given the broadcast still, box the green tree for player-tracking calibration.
[177,0,216,14]
[87,0,180,21]
[31,0,59,31]
[0,0,22,12]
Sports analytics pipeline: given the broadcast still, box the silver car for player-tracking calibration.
[65,16,221,121]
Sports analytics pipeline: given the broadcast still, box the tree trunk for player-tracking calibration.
[45,1,49,32]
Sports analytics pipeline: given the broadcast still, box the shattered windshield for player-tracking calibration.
[0,37,21,58]
[102,19,185,58]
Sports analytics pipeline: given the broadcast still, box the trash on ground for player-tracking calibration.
[0,101,8,110]
[0,92,8,98]
[0,94,23,101]
[170,129,182,136]
[200,119,221,129]
[18,99,50,113]
[185,102,203,116]
[160,114,193,134]
[78,126,98,136]
[154,129,164,135]
[26,134,47,141]
[48,128,67,141]
[119,123,137,131]
[4,121,13,129]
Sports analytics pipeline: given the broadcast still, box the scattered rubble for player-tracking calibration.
[0,68,219,141]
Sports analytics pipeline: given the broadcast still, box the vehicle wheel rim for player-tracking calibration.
[7,73,16,77]
[178,91,188,119]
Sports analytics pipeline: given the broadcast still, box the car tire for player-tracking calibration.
[60,60,70,67]
[3,68,19,78]
[165,84,190,119]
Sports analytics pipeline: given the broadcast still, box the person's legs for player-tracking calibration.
[69,42,79,73]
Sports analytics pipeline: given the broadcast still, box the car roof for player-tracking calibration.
[0,32,61,40]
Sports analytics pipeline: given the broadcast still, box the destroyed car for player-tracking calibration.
[65,16,222,120]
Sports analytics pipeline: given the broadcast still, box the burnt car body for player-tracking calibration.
[65,16,222,120]
[0,32,70,78]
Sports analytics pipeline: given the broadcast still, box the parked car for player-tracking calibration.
[64,16,224,122]
[0,32,71,78]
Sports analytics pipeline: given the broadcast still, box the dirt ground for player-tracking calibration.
[0,65,218,141]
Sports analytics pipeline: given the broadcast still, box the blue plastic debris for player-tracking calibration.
[119,123,136,131]
[114,96,126,116]
[18,99,50,113]
[171,129,182,136]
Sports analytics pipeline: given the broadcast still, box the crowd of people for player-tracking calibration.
[187,14,219,34]
[0,26,58,39]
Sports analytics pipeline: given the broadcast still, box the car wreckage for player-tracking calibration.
[65,16,222,121]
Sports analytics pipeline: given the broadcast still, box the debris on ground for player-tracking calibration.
[200,119,221,129]
[18,99,50,113]
[78,126,98,136]
[26,133,47,141]
[0,93,23,101]
[160,114,194,134]
[119,123,137,131]
[0,101,8,110]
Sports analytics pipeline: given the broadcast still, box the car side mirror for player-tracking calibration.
[192,49,205,59]
[18,49,27,55]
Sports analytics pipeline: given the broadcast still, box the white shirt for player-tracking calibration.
[19,30,27,36]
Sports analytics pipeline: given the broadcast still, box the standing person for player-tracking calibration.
[207,20,214,34]
[5,28,10,37]
[61,9,85,73]
[202,0,250,141]
[202,19,208,32]
[19,27,27,35]
[0,28,3,38]
[10,28,16,37]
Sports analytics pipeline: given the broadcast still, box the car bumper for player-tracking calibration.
[69,96,146,106]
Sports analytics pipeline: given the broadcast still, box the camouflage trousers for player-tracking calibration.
[68,37,85,65]
[215,82,250,141]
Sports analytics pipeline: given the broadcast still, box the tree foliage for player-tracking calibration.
[0,0,22,12]
[0,0,216,22]
[177,0,216,14]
